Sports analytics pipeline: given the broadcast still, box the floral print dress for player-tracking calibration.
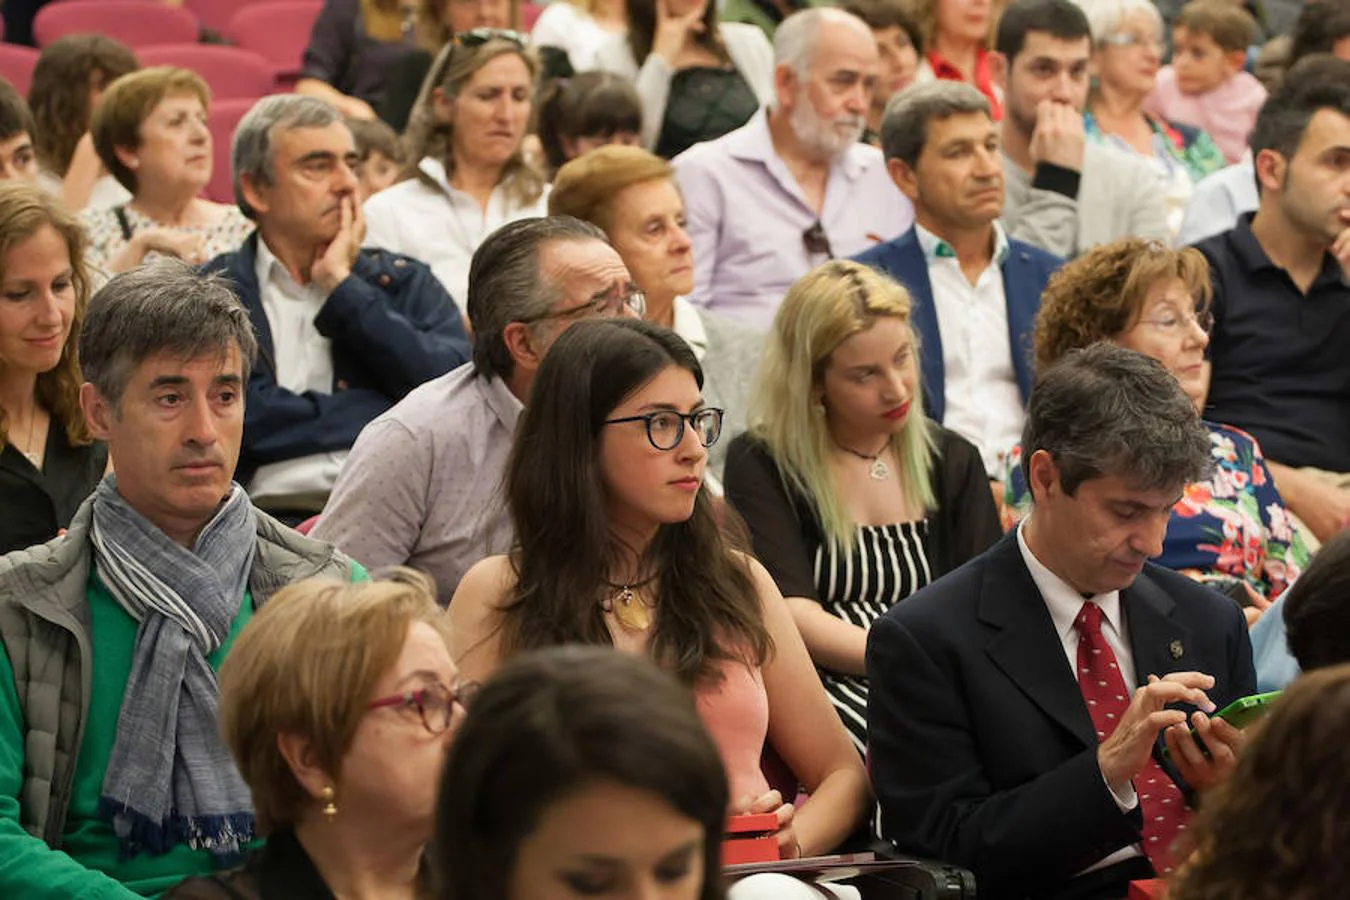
[1001,421,1309,602]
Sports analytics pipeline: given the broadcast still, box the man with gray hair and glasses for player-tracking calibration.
[0,260,361,899]
[868,343,1256,900]
[313,216,643,603]
[672,6,912,329]
[203,94,470,522]
[855,80,1061,482]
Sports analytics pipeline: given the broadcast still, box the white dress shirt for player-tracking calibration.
[1016,519,1146,874]
[362,157,550,306]
[916,223,1025,477]
[246,238,348,509]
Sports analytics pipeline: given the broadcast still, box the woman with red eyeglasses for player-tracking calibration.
[165,569,471,900]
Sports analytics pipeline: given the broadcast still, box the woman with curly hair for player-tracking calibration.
[27,34,139,212]
[0,182,107,554]
[1167,663,1350,900]
[1001,238,1309,620]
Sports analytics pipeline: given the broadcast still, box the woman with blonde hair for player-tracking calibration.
[0,182,107,555]
[908,0,1005,118]
[166,569,467,899]
[365,32,548,305]
[1001,238,1308,618]
[723,260,999,752]
[549,144,762,481]
[83,67,252,276]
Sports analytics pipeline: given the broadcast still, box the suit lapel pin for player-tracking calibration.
[1169,640,1184,660]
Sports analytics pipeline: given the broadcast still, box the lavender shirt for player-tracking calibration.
[672,109,913,329]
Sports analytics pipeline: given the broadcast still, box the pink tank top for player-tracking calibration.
[694,660,772,801]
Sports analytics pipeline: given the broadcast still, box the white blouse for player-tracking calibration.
[363,157,550,305]
[530,1,616,72]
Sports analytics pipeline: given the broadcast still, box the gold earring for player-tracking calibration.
[321,786,337,821]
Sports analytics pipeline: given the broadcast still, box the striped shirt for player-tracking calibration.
[814,520,932,753]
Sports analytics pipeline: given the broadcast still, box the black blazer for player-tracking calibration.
[865,532,1255,900]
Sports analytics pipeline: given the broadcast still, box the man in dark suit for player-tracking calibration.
[867,344,1256,900]
[853,79,1061,481]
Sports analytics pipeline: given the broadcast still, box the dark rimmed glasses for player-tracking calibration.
[366,680,480,735]
[454,27,529,47]
[520,285,647,324]
[604,408,724,451]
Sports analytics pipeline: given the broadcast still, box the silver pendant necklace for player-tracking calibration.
[834,439,890,480]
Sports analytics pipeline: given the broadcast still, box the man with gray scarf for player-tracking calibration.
[0,259,361,898]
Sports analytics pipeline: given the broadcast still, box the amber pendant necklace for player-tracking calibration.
[601,572,660,631]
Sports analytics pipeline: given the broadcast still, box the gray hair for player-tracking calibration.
[468,216,610,381]
[881,81,992,167]
[81,258,259,408]
[775,7,875,77]
[1020,342,1211,497]
[1076,0,1162,45]
[231,94,344,220]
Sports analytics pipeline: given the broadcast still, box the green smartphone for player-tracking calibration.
[1161,691,1281,764]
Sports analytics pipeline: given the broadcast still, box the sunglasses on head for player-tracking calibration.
[454,27,529,47]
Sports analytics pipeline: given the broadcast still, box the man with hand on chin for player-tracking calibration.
[204,94,470,522]
[868,344,1255,900]
[994,0,1168,259]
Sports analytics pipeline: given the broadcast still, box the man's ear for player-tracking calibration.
[80,382,114,440]
[276,732,333,801]
[988,52,1008,94]
[1026,448,1061,506]
[502,321,544,378]
[887,156,920,203]
[772,62,799,114]
[1253,147,1286,195]
[239,172,271,219]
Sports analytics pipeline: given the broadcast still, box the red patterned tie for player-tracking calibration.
[1074,602,1188,874]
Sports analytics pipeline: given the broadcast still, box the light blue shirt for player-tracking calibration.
[1176,160,1258,247]
[1249,592,1302,692]
[673,109,913,329]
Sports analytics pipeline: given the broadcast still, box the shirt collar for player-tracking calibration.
[927,47,996,94]
[254,235,314,295]
[478,368,524,431]
[672,296,708,361]
[1016,517,1124,646]
[915,221,1009,265]
[1230,211,1350,288]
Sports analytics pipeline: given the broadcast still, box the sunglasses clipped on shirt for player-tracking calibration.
[803,221,834,259]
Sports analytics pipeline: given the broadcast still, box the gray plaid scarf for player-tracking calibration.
[90,475,257,861]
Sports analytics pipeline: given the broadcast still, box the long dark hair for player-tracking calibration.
[432,645,728,900]
[626,0,728,67]
[499,318,770,684]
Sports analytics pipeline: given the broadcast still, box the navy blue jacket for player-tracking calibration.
[853,227,1061,423]
[205,232,471,483]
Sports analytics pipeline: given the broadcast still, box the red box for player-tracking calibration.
[722,813,780,866]
[1128,879,1167,899]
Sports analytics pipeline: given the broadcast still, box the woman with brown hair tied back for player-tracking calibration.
[449,318,870,896]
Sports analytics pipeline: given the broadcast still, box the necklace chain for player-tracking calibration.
[832,437,891,481]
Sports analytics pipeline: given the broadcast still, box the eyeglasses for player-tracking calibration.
[803,221,834,259]
[520,285,647,323]
[1139,308,1214,335]
[454,27,528,47]
[1100,32,1163,51]
[604,408,724,451]
[366,680,480,735]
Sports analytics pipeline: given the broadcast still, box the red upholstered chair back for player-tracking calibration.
[226,1,322,90]
[33,0,201,48]
[204,96,256,203]
[0,45,40,97]
[137,44,274,101]
[183,0,270,36]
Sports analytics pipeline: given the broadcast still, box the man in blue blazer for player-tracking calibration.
[203,95,470,518]
[854,80,1060,479]
[867,345,1256,900]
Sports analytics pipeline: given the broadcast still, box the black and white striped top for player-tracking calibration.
[814,520,932,753]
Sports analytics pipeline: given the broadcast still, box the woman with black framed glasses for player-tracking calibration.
[165,569,463,900]
[365,30,549,307]
[449,318,871,882]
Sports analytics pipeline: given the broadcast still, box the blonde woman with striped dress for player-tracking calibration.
[724,260,1000,752]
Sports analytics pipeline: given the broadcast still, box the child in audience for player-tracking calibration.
[1145,0,1266,163]
[345,115,402,201]
[535,71,643,178]
[0,78,37,184]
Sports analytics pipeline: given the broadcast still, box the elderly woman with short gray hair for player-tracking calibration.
[1077,0,1224,240]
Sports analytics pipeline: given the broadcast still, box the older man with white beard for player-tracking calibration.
[673,7,914,328]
